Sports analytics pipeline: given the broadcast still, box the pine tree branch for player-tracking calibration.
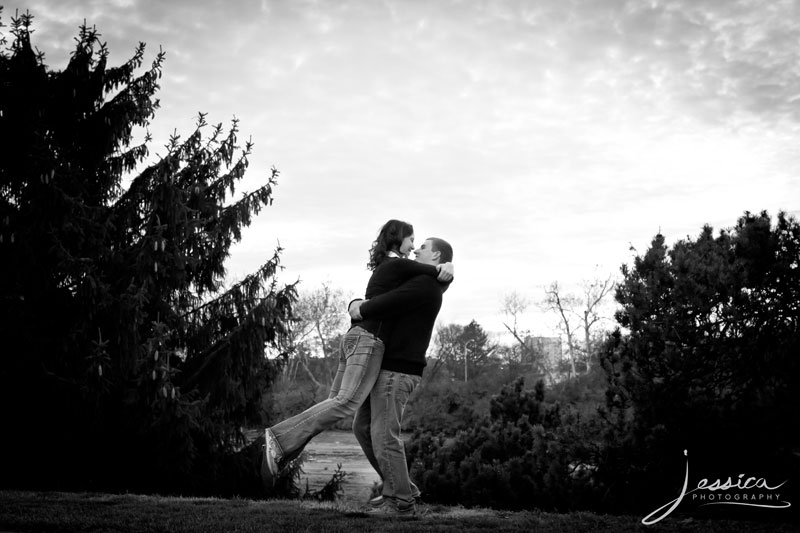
[179,283,295,390]
[181,250,288,321]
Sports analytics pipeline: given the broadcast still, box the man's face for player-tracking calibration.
[414,239,439,265]
[399,234,415,257]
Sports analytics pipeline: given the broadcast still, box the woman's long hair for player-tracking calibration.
[368,219,414,271]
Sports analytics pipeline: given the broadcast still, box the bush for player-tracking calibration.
[404,361,530,434]
[407,377,604,512]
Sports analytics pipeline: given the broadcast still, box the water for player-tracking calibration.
[297,430,378,506]
[247,429,378,506]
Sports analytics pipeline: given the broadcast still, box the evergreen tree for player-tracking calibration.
[433,320,496,381]
[598,211,800,513]
[0,12,296,495]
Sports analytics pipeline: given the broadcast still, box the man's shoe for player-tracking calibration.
[369,493,421,508]
[365,501,416,517]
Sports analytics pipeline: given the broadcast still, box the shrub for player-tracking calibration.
[408,377,604,511]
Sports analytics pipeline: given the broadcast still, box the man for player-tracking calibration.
[349,237,454,515]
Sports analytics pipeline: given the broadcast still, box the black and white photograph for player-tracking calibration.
[1,0,797,531]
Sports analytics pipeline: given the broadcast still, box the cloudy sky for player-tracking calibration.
[5,0,800,338]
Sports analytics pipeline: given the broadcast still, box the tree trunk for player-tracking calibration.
[583,313,592,374]
[566,333,576,378]
[299,355,324,390]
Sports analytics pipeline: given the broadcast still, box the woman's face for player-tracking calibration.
[398,234,415,257]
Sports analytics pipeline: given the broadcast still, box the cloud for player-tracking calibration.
[5,0,798,334]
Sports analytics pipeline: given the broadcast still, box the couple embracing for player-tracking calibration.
[261,219,454,515]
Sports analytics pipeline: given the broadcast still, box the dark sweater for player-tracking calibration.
[358,273,447,376]
[351,257,439,342]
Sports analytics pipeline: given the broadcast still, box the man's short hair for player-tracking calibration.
[428,237,453,263]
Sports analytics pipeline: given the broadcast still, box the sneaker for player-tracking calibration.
[262,429,279,479]
[259,455,274,489]
[369,495,384,508]
[365,501,416,516]
[369,493,422,507]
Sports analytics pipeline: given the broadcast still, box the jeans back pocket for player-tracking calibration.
[340,332,360,358]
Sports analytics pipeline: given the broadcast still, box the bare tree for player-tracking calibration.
[279,282,351,390]
[542,282,581,378]
[577,274,616,373]
[500,291,551,382]
[499,291,529,362]
[541,272,617,377]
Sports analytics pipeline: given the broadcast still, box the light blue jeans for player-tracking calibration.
[353,370,422,509]
[267,326,384,467]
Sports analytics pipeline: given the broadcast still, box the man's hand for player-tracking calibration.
[436,262,454,282]
[349,299,365,320]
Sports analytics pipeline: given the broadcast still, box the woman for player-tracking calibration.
[262,219,453,481]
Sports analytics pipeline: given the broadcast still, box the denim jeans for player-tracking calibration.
[267,326,384,467]
[353,370,422,508]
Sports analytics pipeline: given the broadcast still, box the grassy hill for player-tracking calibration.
[0,490,795,533]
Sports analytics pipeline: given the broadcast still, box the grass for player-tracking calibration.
[0,490,796,533]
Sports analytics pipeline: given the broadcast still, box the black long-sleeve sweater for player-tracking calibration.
[358,272,448,376]
[351,257,439,342]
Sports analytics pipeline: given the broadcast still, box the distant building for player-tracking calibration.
[525,335,561,362]
[524,336,563,383]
